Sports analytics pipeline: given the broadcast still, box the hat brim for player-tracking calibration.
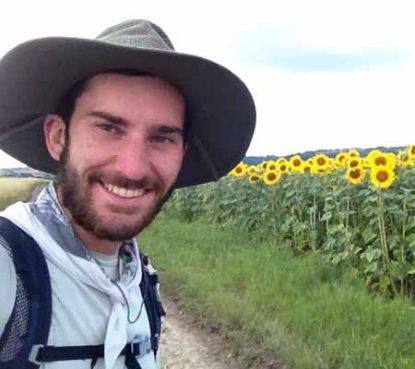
[0,37,255,187]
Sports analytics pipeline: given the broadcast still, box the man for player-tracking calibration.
[0,20,255,369]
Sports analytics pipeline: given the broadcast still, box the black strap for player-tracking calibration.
[34,345,104,362]
[140,253,166,358]
[32,343,145,369]
[0,217,52,369]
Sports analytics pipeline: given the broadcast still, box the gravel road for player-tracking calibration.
[159,297,245,369]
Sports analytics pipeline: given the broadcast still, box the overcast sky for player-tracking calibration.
[1,0,414,168]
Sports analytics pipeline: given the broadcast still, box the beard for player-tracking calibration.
[56,146,174,241]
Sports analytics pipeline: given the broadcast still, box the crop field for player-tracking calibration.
[168,145,415,299]
[139,145,415,368]
[0,177,47,210]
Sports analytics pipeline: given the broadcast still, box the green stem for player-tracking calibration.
[377,190,398,296]
[310,194,317,251]
[270,188,279,238]
[401,193,408,296]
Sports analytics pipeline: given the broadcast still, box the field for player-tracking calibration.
[2,148,415,369]
[168,147,415,300]
[140,146,415,368]
[0,177,48,210]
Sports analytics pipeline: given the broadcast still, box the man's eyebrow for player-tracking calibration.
[88,110,184,134]
[88,111,128,126]
[156,125,184,136]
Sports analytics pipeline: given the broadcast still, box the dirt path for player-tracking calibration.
[159,297,245,369]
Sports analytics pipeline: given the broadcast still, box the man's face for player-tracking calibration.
[55,73,186,241]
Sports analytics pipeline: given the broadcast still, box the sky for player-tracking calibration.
[0,0,414,168]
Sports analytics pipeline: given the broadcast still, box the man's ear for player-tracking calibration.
[43,114,66,161]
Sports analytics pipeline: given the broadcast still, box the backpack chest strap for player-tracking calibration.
[29,338,152,368]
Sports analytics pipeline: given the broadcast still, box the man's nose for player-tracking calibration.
[113,140,151,180]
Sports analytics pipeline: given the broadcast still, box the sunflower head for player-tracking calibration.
[267,161,278,171]
[230,162,247,177]
[290,155,304,172]
[347,157,363,169]
[345,166,366,185]
[348,149,360,158]
[276,158,288,165]
[303,164,312,173]
[370,166,396,189]
[248,173,262,184]
[261,161,269,170]
[368,151,396,169]
[247,165,258,174]
[263,170,281,186]
[278,162,290,173]
[397,150,414,167]
[335,152,347,168]
[313,154,331,172]
[366,149,381,160]
[408,144,415,158]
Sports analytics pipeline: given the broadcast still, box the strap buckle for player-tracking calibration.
[28,344,44,365]
[128,336,152,358]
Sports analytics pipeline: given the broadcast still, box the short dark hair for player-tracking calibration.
[54,71,191,143]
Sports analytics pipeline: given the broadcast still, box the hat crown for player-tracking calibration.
[96,19,175,52]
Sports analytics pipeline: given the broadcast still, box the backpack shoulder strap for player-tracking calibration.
[0,216,52,369]
[139,252,166,358]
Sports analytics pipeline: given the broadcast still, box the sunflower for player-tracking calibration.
[290,155,303,172]
[367,151,396,169]
[311,154,335,175]
[397,150,414,167]
[346,156,363,169]
[407,144,415,158]
[276,158,288,165]
[247,165,258,174]
[313,153,330,169]
[230,162,247,177]
[262,170,281,186]
[278,161,290,174]
[261,161,271,171]
[365,150,379,166]
[345,166,366,185]
[348,149,360,158]
[248,173,262,184]
[370,166,396,189]
[303,164,312,173]
[335,152,348,168]
[267,161,278,171]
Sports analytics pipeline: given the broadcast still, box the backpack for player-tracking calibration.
[0,216,166,369]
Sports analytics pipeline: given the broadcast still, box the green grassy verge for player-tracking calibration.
[0,177,48,210]
[139,214,415,369]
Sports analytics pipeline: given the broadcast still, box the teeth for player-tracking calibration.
[103,183,145,198]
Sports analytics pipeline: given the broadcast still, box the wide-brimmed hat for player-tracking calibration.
[0,19,255,187]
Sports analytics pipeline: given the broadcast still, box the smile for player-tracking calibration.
[102,183,146,198]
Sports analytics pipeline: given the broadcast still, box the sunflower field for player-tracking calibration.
[168,145,415,299]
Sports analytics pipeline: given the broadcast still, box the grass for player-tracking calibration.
[139,213,415,369]
[0,177,48,210]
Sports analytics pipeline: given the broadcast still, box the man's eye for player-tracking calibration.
[97,123,122,135]
[152,136,174,144]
